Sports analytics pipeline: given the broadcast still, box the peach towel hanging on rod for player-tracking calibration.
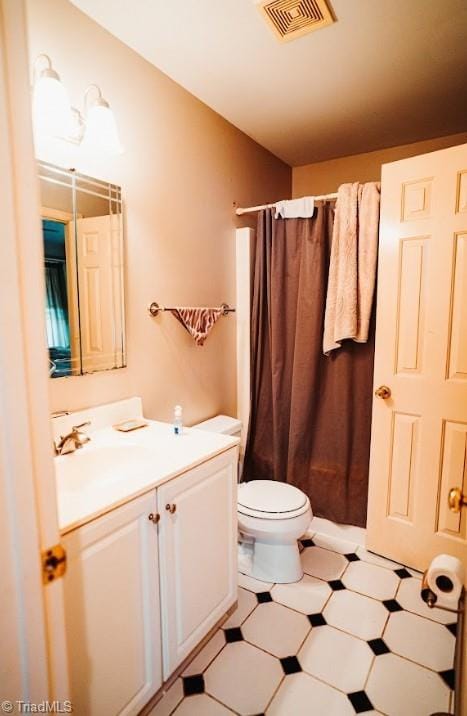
[323,181,380,355]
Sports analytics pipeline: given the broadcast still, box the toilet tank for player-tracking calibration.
[193,414,242,438]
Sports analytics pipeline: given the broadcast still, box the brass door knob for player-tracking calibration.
[166,503,177,514]
[148,512,160,524]
[375,385,391,400]
[448,487,467,514]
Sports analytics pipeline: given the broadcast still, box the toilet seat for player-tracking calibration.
[238,480,310,520]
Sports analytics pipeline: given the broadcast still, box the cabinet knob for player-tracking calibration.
[148,512,160,524]
[165,503,177,514]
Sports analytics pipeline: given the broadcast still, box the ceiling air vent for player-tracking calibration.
[258,0,335,42]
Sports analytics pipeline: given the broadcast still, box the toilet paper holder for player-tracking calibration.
[420,571,464,614]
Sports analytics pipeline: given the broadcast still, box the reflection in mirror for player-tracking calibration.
[39,162,125,378]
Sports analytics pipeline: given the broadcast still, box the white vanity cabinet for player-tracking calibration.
[158,448,237,677]
[61,446,238,715]
[62,491,162,716]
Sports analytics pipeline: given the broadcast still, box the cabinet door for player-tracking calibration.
[158,448,238,678]
[63,492,162,716]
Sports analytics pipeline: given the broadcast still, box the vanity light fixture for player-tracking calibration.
[81,84,123,155]
[32,54,72,139]
[32,55,122,154]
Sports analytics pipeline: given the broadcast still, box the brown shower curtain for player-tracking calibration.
[242,204,375,527]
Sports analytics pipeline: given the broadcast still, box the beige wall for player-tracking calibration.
[27,0,291,425]
[292,133,467,197]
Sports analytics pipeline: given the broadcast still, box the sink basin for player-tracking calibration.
[55,443,156,491]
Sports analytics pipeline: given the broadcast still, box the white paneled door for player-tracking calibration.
[367,143,467,577]
[76,214,124,373]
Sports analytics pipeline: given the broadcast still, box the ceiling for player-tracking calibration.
[71,0,467,166]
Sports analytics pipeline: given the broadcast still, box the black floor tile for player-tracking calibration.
[182,674,205,696]
[280,655,302,675]
[347,690,374,713]
[345,553,360,562]
[367,638,390,655]
[224,627,244,643]
[394,567,411,579]
[301,538,314,547]
[328,579,346,591]
[308,613,327,627]
[382,599,403,612]
[439,669,455,690]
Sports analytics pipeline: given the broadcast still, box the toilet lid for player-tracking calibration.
[238,480,308,515]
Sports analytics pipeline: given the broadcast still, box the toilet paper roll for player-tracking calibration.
[426,554,464,609]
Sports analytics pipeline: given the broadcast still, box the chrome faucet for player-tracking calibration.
[55,421,91,456]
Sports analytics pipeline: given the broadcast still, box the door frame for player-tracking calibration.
[0,0,69,701]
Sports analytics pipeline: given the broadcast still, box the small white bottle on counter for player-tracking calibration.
[173,405,183,435]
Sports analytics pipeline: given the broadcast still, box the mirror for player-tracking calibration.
[39,161,125,378]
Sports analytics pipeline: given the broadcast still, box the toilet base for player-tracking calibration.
[238,537,303,584]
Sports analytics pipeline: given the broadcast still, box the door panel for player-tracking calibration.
[387,412,419,522]
[158,449,237,678]
[447,232,467,379]
[367,143,467,577]
[395,236,428,373]
[436,421,467,539]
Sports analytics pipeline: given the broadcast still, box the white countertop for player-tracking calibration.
[54,407,239,534]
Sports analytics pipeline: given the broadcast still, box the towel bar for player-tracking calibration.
[148,302,235,317]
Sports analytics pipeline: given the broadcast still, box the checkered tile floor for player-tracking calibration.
[150,530,457,716]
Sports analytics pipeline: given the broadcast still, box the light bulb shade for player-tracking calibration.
[32,72,72,138]
[82,103,123,155]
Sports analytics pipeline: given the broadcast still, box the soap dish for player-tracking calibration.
[113,419,148,432]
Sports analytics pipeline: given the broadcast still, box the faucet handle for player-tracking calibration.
[71,421,91,446]
[72,420,91,431]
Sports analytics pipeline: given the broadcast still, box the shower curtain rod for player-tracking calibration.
[235,192,338,216]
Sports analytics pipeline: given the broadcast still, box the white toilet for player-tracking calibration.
[193,415,313,584]
[237,480,312,583]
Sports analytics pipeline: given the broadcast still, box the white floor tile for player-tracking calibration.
[357,546,402,570]
[301,546,348,581]
[222,588,257,629]
[342,560,399,600]
[238,571,274,593]
[396,576,455,625]
[366,653,450,716]
[271,574,331,614]
[173,694,233,715]
[267,672,354,716]
[182,630,226,676]
[324,590,388,640]
[204,641,282,715]
[149,679,183,716]
[309,517,366,547]
[384,610,455,671]
[312,532,358,555]
[242,601,310,657]
[298,624,374,693]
